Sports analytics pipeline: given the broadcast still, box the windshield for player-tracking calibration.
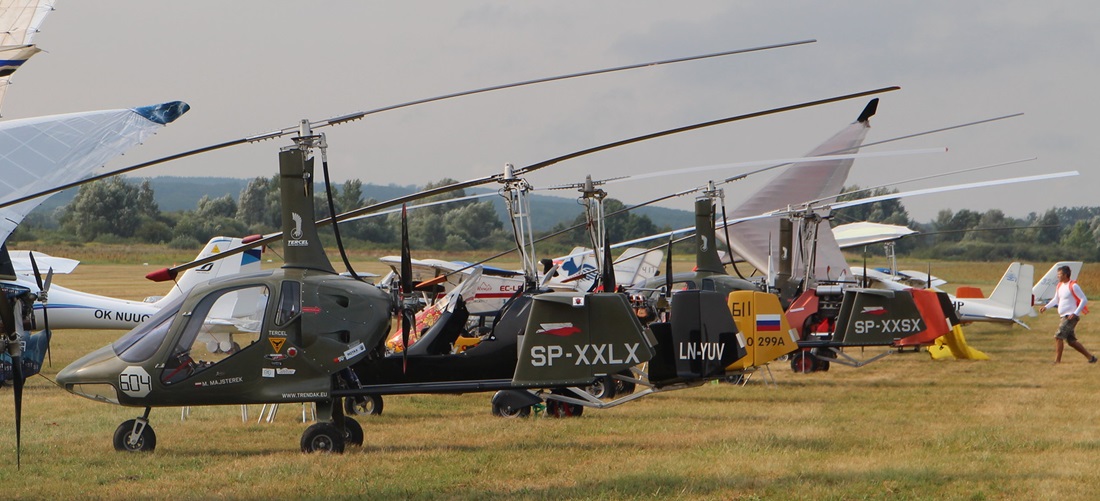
[112,294,185,363]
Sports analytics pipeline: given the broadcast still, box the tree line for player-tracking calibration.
[13,179,1100,262]
[17,176,663,254]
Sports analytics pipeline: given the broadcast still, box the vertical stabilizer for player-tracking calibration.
[279,147,335,274]
[695,198,724,274]
[986,262,1035,319]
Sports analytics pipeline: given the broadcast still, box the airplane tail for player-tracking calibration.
[985,262,1036,320]
[148,236,263,306]
[1033,261,1083,305]
[612,247,664,288]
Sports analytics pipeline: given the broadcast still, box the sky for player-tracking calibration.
[4,1,1097,223]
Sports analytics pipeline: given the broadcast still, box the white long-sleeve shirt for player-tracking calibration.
[1045,281,1088,317]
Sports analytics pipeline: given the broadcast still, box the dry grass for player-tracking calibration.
[1,256,1099,499]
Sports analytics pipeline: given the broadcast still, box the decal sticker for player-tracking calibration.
[302,306,321,314]
[536,323,580,336]
[276,368,296,375]
[755,314,782,332]
[861,306,887,315]
[286,347,299,357]
[265,353,288,362]
[334,342,367,363]
[269,330,288,338]
[281,392,328,399]
[270,337,286,353]
[262,368,275,378]
[119,366,153,398]
[571,296,585,307]
[194,376,244,387]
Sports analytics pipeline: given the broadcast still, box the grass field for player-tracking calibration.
[2,257,1099,500]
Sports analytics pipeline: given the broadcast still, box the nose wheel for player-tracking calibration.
[113,409,156,452]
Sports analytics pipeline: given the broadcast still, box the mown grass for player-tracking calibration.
[1,255,1098,499]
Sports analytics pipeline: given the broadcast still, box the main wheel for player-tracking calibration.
[342,417,364,447]
[301,423,346,453]
[344,394,383,416]
[790,351,816,374]
[491,402,531,418]
[546,400,584,418]
[585,376,615,400]
[614,369,636,396]
[112,419,156,452]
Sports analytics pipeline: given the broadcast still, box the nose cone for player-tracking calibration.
[57,344,128,404]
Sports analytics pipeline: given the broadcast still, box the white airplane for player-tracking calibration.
[8,236,262,331]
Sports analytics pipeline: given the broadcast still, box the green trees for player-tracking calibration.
[60,177,162,241]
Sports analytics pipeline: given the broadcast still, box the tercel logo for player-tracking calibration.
[536,323,580,336]
[861,306,887,315]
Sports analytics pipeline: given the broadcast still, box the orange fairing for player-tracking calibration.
[896,289,952,346]
[955,286,985,299]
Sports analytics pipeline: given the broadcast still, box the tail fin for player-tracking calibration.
[986,262,1035,319]
[1033,261,1083,305]
[612,247,663,287]
[149,236,263,306]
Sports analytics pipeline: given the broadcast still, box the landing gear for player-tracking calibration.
[301,422,345,453]
[113,408,156,452]
[344,394,383,416]
[491,402,531,418]
[546,399,584,418]
[585,376,615,400]
[790,351,817,373]
[341,417,364,447]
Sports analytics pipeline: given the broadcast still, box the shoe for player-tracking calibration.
[1090,356,1098,364]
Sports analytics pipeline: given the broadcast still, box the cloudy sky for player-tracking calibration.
[5,1,1096,222]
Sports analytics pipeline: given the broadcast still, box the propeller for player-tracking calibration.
[399,204,415,373]
[600,237,616,293]
[0,287,23,469]
[28,252,52,366]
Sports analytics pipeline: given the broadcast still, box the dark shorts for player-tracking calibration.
[1055,315,1080,342]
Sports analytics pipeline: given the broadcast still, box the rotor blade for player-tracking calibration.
[149,85,900,281]
[828,171,1079,211]
[718,113,1024,187]
[801,157,1038,208]
[603,147,946,185]
[0,41,816,211]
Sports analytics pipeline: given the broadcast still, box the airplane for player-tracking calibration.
[45,45,888,454]
[0,0,56,115]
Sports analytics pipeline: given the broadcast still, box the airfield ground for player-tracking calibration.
[2,255,1099,500]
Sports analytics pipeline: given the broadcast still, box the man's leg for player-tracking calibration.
[1056,338,1065,363]
[1068,340,1095,360]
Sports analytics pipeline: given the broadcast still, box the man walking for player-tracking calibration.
[1039,265,1097,364]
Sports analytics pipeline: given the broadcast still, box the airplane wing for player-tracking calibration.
[7,250,78,274]
[0,0,56,114]
[833,221,917,248]
[0,102,190,245]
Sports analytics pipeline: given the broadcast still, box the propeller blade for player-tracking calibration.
[28,254,50,366]
[400,204,412,373]
[665,237,674,297]
[600,237,616,292]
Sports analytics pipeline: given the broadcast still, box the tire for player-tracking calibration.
[112,419,156,452]
[790,351,816,374]
[585,376,616,400]
[301,422,346,453]
[546,400,584,418]
[491,402,531,418]
[724,374,745,385]
[344,395,383,416]
[614,370,636,396]
[342,417,364,447]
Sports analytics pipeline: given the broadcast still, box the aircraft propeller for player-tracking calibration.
[27,252,52,366]
[398,204,416,372]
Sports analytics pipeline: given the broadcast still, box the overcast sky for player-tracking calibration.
[5,1,1096,222]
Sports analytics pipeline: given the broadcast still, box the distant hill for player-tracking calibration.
[30,176,694,231]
